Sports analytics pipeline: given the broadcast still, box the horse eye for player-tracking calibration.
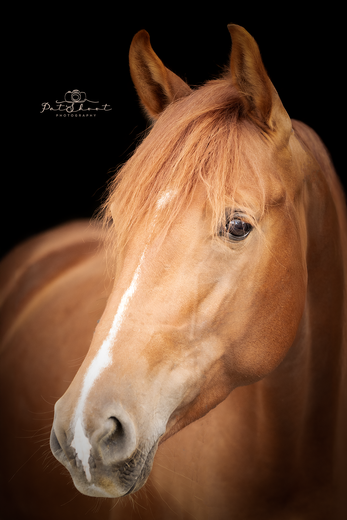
[220,217,252,241]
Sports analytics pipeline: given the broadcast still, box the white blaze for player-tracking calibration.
[71,417,92,481]
[70,191,174,481]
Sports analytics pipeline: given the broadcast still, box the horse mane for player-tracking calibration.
[97,77,277,268]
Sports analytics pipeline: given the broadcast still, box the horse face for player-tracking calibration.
[51,164,307,497]
[50,25,307,497]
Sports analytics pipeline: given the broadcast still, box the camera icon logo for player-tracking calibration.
[64,90,87,103]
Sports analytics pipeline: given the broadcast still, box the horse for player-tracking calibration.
[0,24,346,520]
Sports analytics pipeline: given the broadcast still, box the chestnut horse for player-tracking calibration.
[1,25,346,519]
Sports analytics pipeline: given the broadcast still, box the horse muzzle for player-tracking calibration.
[50,402,159,497]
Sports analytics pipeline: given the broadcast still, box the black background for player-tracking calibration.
[3,5,345,260]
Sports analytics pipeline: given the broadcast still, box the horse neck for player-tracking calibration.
[239,124,347,490]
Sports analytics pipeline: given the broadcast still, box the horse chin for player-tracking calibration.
[62,438,158,498]
[72,480,116,498]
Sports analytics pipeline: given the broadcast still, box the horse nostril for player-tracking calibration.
[108,416,123,435]
[50,427,62,456]
[103,417,124,445]
[97,416,132,464]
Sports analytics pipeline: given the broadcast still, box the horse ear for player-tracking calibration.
[129,30,191,120]
[228,24,289,132]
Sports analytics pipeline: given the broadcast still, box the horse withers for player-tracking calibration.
[1,24,346,520]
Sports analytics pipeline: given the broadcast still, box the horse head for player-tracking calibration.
[50,25,311,497]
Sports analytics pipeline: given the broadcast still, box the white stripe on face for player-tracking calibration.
[71,417,92,481]
[70,191,175,482]
[70,245,148,480]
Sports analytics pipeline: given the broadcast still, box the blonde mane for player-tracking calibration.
[98,77,273,266]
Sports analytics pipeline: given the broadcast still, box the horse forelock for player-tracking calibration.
[97,78,287,269]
